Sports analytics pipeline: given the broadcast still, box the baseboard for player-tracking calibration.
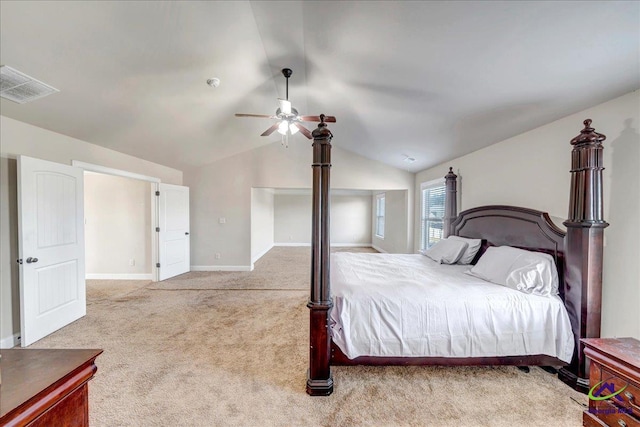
[190,265,253,272]
[0,333,20,349]
[274,243,373,247]
[86,273,153,280]
[252,244,274,264]
[371,245,387,253]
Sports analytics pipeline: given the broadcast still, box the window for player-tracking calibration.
[420,179,446,250]
[375,194,385,238]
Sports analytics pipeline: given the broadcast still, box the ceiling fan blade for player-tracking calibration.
[235,113,277,119]
[261,123,280,136]
[299,115,337,123]
[293,122,313,139]
[278,99,292,115]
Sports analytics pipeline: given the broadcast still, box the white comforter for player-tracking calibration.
[330,253,574,363]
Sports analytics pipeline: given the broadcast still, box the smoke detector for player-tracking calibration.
[0,65,59,104]
[206,77,220,88]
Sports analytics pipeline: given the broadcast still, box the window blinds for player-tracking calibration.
[420,182,445,250]
[376,195,385,238]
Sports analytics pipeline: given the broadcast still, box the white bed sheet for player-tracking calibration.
[330,253,574,363]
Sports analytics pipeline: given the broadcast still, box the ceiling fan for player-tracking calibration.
[235,68,336,145]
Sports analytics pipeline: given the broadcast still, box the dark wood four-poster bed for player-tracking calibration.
[306,117,607,396]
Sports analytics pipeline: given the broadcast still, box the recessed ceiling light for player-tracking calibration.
[206,77,220,88]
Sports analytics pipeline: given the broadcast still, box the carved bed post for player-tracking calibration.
[307,115,334,396]
[443,167,458,238]
[559,119,609,392]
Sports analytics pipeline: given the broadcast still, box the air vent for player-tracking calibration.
[0,65,59,104]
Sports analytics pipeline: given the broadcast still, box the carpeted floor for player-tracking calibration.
[30,247,587,426]
[150,246,377,290]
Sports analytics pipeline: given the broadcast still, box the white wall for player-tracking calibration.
[414,90,640,339]
[371,190,409,253]
[0,156,19,348]
[0,116,183,347]
[273,194,372,245]
[331,195,372,245]
[85,173,152,279]
[185,138,415,270]
[274,195,311,244]
[0,116,183,184]
[251,188,274,263]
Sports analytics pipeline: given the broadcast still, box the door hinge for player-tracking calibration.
[156,263,161,268]
[156,227,160,232]
[155,191,160,196]
[16,259,23,264]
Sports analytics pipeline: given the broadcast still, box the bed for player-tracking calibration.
[306,118,607,396]
[330,251,574,364]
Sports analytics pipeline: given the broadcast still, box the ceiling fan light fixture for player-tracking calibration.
[277,120,289,135]
[235,67,335,141]
[279,99,292,115]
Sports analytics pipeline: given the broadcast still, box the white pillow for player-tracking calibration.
[466,246,517,284]
[447,235,482,265]
[467,246,559,296]
[505,251,559,296]
[423,239,468,265]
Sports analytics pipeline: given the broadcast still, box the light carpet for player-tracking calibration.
[30,247,587,426]
[150,246,377,291]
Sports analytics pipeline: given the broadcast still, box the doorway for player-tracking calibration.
[84,171,153,280]
[15,157,190,347]
[73,161,161,282]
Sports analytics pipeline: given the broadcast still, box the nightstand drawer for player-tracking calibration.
[600,369,640,419]
[587,399,640,427]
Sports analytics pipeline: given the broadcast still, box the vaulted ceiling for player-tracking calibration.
[1,1,638,173]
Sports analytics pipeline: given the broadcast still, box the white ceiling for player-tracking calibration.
[1,1,638,173]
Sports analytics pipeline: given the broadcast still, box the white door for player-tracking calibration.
[158,183,190,280]
[18,156,85,347]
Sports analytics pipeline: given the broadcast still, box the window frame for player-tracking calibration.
[420,178,446,251]
[375,193,385,239]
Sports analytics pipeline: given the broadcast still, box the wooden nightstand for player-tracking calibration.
[0,348,102,427]
[582,338,640,427]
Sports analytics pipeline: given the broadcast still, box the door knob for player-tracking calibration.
[26,257,39,263]
[185,232,190,235]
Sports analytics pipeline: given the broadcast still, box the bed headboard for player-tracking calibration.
[450,205,566,299]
